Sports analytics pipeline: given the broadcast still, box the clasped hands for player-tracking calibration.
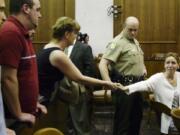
[105,81,128,91]
[112,82,127,91]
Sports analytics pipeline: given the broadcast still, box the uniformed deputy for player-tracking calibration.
[99,16,147,135]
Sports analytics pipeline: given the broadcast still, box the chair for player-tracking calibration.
[150,101,171,116]
[147,101,180,135]
[92,90,112,103]
[147,100,171,127]
[171,108,180,132]
[33,128,64,135]
[91,90,114,133]
[92,90,113,116]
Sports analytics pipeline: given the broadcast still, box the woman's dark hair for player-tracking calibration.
[78,33,89,43]
[10,0,34,14]
[52,16,80,40]
[77,32,82,41]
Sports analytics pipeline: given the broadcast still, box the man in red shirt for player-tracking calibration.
[0,0,47,133]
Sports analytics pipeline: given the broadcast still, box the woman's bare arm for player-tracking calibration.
[50,50,120,90]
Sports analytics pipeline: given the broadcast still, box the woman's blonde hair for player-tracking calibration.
[52,16,80,40]
[165,52,180,64]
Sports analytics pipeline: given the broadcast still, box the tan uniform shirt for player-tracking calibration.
[103,32,145,76]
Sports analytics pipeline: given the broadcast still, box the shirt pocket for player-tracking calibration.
[122,50,139,65]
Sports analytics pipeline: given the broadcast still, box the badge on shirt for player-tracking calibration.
[110,43,116,49]
[131,49,136,53]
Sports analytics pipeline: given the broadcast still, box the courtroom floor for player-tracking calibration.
[91,105,160,135]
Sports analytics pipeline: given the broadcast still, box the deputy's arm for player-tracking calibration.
[98,58,112,81]
[143,64,147,76]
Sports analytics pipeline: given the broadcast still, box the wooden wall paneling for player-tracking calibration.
[145,60,164,77]
[121,0,177,42]
[178,0,180,48]
[33,0,65,52]
[65,0,75,18]
[34,0,65,42]
[141,43,178,59]
[33,0,75,53]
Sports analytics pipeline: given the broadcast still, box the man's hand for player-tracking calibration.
[36,102,47,115]
[18,112,35,125]
[6,128,16,135]
[116,83,126,90]
[143,67,147,77]
[113,83,129,92]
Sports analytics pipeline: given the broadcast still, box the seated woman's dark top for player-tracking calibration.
[37,47,64,100]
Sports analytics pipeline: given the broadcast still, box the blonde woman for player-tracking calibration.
[37,17,120,103]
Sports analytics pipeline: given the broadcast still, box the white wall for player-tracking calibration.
[75,0,113,56]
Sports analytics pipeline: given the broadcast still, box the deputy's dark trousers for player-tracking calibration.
[112,89,143,135]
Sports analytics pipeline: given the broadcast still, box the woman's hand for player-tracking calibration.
[104,81,129,92]
[104,81,124,90]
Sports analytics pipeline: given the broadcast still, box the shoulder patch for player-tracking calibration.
[110,43,116,49]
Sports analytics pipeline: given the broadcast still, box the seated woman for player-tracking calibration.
[120,52,180,135]
[37,17,120,104]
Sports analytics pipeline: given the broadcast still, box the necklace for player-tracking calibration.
[164,72,177,87]
[168,78,177,87]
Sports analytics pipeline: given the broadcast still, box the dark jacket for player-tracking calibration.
[70,41,95,77]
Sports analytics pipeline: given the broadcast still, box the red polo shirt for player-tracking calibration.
[0,16,39,115]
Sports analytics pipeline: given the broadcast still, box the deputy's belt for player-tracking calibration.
[111,72,144,85]
[118,75,144,85]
